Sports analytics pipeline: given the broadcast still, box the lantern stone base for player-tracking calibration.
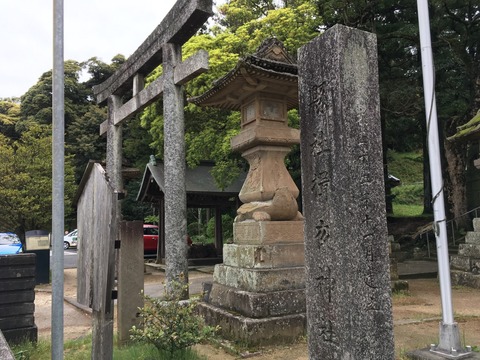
[197,302,305,346]
[199,221,306,345]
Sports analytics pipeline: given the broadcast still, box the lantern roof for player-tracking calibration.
[189,38,298,110]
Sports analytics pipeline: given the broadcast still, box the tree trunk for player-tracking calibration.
[444,139,468,227]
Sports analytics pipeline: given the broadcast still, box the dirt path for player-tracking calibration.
[35,270,480,359]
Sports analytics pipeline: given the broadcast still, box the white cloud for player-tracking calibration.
[0,0,177,98]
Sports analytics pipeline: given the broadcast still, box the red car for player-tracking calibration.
[143,224,159,255]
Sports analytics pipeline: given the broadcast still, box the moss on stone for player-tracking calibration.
[448,110,480,141]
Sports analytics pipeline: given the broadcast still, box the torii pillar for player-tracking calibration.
[91,5,212,352]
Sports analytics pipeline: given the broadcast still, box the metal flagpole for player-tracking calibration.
[416,0,469,357]
[52,0,65,358]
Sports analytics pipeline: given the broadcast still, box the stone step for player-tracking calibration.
[450,270,480,289]
[197,302,306,346]
[465,231,480,244]
[458,243,480,258]
[450,255,472,272]
[206,282,305,318]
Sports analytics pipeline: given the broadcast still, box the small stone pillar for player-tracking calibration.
[192,39,306,345]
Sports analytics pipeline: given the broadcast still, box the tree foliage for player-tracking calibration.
[0,124,76,234]
[2,0,478,232]
[141,0,322,188]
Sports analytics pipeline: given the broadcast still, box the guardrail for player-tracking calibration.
[416,206,480,258]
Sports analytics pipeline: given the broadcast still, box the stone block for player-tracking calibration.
[390,259,399,281]
[450,270,480,289]
[391,251,409,262]
[465,231,480,244]
[458,243,480,258]
[197,302,306,346]
[473,218,480,232]
[213,264,305,292]
[222,243,305,269]
[473,259,480,273]
[450,255,471,272]
[390,242,401,252]
[234,221,304,245]
[207,282,305,318]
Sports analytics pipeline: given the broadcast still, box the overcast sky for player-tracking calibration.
[0,0,180,99]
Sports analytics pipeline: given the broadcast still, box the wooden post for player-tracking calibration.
[117,221,144,345]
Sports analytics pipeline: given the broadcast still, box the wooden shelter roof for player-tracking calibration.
[136,162,246,207]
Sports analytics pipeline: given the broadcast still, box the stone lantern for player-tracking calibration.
[190,39,305,345]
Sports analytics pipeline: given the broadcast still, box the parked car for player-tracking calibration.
[63,229,78,250]
[143,224,159,255]
[0,233,23,255]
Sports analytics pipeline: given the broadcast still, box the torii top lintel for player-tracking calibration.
[93,0,212,105]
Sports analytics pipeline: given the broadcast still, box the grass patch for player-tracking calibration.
[388,150,426,217]
[392,184,423,205]
[10,335,207,360]
[391,204,424,217]
[387,150,423,184]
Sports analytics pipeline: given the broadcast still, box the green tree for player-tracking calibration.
[316,0,479,219]
[0,99,21,141]
[0,124,76,235]
[141,1,322,188]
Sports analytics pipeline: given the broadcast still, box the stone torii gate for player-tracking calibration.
[93,0,212,304]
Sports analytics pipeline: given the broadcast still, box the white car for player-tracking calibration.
[63,229,78,250]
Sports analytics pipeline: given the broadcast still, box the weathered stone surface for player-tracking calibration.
[214,264,305,292]
[234,221,304,245]
[465,231,480,244]
[197,302,305,346]
[458,243,480,258]
[236,186,300,222]
[207,282,305,318]
[195,39,305,346]
[451,270,480,289]
[222,243,304,269]
[299,24,394,359]
[450,255,472,272]
[474,218,480,232]
[0,330,14,360]
[390,258,399,281]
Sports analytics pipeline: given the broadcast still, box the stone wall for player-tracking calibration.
[451,218,480,288]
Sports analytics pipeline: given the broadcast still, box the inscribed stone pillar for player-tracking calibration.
[298,25,394,359]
